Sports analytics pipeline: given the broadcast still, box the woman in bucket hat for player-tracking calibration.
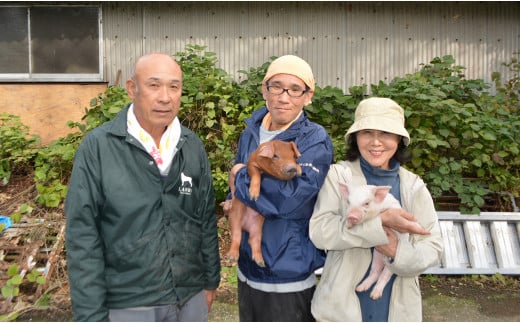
[309,97,443,321]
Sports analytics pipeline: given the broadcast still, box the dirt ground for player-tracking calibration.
[10,269,520,322]
[2,174,520,322]
[420,275,520,322]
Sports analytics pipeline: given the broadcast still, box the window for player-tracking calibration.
[0,5,102,81]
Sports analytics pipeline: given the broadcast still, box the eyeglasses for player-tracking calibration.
[266,84,309,97]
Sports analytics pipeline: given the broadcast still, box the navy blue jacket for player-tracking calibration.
[233,107,334,284]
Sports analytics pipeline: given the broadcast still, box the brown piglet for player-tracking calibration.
[225,140,302,267]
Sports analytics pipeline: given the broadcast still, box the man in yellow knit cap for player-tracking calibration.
[223,55,334,321]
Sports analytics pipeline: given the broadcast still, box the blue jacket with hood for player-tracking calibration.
[233,106,334,284]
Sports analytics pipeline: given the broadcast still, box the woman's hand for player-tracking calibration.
[375,226,398,258]
[380,208,430,235]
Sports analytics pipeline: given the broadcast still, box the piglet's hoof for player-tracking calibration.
[370,290,383,300]
[225,253,239,266]
[255,259,266,268]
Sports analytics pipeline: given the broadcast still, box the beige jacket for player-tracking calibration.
[309,160,443,321]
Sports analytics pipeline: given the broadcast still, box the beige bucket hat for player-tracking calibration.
[345,97,411,146]
[263,55,315,91]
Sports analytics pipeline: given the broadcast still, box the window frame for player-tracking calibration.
[0,4,103,82]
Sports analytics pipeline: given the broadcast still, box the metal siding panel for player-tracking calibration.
[101,2,520,95]
[103,3,143,85]
[344,2,520,94]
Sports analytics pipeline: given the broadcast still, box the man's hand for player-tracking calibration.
[230,163,246,177]
[380,208,430,235]
[205,289,217,312]
[219,200,232,215]
[220,163,247,215]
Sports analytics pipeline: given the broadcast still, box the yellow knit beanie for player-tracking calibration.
[262,55,315,91]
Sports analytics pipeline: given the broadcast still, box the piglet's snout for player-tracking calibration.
[283,165,302,178]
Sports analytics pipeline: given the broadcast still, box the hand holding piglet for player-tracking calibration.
[380,208,430,235]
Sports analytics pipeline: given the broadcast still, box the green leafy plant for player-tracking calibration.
[492,50,520,113]
[371,55,520,213]
[33,86,130,208]
[2,264,22,299]
[10,203,34,223]
[1,263,46,314]
[33,137,78,208]
[1,46,518,213]
[175,44,265,201]
[75,86,131,133]
[220,265,238,286]
[422,274,440,283]
[0,113,40,186]
[26,268,46,285]
[306,85,364,160]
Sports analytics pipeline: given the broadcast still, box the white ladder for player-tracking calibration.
[425,212,520,275]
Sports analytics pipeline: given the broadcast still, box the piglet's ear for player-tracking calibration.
[290,141,302,158]
[373,186,391,203]
[258,142,275,158]
[338,182,349,198]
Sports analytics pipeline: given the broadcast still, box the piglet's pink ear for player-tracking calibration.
[373,186,391,203]
[258,142,275,158]
[338,182,349,198]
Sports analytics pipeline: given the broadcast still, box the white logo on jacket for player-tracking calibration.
[179,172,192,195]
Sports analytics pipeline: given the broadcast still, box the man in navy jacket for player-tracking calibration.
[228,55,334,321]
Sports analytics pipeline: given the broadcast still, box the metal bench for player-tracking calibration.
[424,211,520,275]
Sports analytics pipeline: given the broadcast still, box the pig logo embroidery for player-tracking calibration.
[179,172,192,195]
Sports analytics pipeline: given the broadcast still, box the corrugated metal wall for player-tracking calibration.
[102,2,520,94]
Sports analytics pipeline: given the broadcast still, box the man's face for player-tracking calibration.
[126,54,182,135]
[262,74,314,131]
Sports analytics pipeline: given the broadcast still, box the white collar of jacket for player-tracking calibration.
[127,104,181,176]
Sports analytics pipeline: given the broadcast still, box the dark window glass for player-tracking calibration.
[0,6,99,78]
[31,7,99,73]
[0,7,29,73]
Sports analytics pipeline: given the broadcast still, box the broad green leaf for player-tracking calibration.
[7,264,18,276]
[473,195,485,206]
[481,131,497,141]
[471,159,482,167]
